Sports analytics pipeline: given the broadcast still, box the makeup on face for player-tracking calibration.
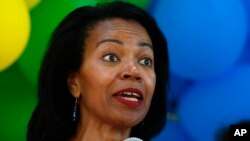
[74,18,156,128]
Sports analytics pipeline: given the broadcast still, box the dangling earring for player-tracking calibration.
[73,98,78,121]
[141,121,145,126]
[140,120,145,127]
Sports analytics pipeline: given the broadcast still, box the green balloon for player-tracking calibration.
[0,63,36,141]
[124,0,150,9]
[18,0,107,86]
[109,0,150,9]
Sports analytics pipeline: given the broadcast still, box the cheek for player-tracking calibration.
[145,72,156,100]
[81,65,116,96]
[80,68,120,116]
[148,71,156,90]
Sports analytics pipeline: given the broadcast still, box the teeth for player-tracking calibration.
[124,92,132,95]
[121,97,139,101]
[132,92,140,97]
[121,92,141,98]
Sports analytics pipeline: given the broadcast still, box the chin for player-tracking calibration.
[117,114,145,128]
[110,108,148,128]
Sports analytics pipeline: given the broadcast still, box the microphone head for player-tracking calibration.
[124,137,143,141]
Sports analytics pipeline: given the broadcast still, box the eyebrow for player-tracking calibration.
[138,42,153,49]
[96,38,153,49]
[96,39,123,48]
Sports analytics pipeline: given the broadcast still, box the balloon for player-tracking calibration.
[153,0,248,80]
[121,0,150,9]
[152,119,193,141]
[236,0,250,65]
[0,0,30,72]
[238,35,250,65]
[24,0,41,9]
[18,0,107,86]
[0,64,36,141]
[168,72,194,113]
[107,0,150,9]
[178,65,250,141]
[168,72,194,102]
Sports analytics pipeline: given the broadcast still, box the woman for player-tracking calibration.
[27,1,169,141]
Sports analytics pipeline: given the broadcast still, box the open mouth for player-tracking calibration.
[119,92,143,101]
[113,88,143,108]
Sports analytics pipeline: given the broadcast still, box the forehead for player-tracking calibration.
[87,18,152,43]
[94,18,146,31]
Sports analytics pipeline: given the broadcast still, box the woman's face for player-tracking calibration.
[70,18,156,128]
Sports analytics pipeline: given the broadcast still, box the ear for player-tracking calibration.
[67,72,81,98]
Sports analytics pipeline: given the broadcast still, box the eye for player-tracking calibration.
[139,58,153,67]
[102,54,119,62]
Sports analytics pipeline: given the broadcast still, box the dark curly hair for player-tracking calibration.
[27,1,169,141]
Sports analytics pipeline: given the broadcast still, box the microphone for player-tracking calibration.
[124,137,143,141]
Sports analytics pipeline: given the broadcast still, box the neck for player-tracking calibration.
[71,115,131,141]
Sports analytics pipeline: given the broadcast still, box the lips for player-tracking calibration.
[112,88,143,108]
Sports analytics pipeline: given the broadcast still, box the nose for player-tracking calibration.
[120,66,142,81]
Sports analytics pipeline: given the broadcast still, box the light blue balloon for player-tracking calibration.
[153,0,248,80]
[178,65,250,141]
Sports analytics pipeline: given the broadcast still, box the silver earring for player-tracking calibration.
[140,121,145,126]
[73,98,78,121]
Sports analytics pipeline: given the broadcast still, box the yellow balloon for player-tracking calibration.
[24,0,41,9]
[0,0,30,72]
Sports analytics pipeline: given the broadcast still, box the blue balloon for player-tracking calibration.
[167,73,194,113]
[242,0,250,20]
[238,0,250,65]
[178,65,250,141]
[168,72,194,101]
[152,120,193,141]
[153,0,248,80]
[238,36,250,65]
